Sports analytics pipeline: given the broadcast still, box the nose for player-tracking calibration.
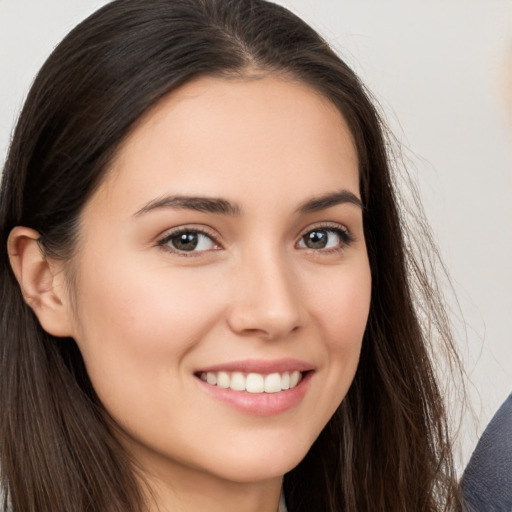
[226,251,303,340]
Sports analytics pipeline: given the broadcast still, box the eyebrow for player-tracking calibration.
[134,195,242,217]
[297,190,363,213]
[134,189,362,218]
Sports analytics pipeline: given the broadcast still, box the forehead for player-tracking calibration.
[87,75,360,217]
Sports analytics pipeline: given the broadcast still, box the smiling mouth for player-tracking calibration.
[197,370,304,393]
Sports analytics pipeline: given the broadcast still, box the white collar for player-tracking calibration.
[278,491,287,512]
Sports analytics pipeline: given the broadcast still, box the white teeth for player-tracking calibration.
[281,372,290,390]
[230,372,246,391]
[217,371,230,389]
[199,370,304,393]
[246,373,265,393]
[264,373,281,393]
[290,370,301,388]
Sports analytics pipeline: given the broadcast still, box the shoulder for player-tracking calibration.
[462,394,512,512]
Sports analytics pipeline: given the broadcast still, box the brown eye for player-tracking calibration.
[303,230,329,249]
[298,227,352,251]
[160,230,217,252]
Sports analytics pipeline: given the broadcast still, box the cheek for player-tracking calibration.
[312,259,371,350]
[306,259,371,406]
[330,285,370,354]
[76,251,219,346]
[70,252,223,406]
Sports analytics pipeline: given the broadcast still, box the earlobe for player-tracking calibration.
[7,226,75,338]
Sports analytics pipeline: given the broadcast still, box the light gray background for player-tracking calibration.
[1,0,511,467]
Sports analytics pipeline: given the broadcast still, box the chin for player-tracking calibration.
[199,438,312,484]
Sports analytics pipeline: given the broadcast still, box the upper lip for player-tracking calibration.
[195,358,315,375]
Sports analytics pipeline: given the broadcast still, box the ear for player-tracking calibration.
[7,226,75,337]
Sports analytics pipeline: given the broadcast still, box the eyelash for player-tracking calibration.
[157,223,355,256]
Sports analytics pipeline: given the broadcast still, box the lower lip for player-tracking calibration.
[196,372,312,416]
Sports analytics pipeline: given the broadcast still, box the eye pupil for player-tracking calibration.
[172,232,198,251]
[304,230,328,249]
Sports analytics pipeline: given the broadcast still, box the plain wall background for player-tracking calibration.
[1,0,511,468]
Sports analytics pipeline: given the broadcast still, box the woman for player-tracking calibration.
[0,0,463,511]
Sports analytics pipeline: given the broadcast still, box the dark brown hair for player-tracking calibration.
[0,0,462,510]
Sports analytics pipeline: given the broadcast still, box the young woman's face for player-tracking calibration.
[67,75,371,487]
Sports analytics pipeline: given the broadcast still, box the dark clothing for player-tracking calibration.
[462,394,512,512]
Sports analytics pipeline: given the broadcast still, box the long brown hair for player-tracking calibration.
[0,0,462,510]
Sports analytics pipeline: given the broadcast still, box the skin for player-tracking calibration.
[10,75,372,512]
